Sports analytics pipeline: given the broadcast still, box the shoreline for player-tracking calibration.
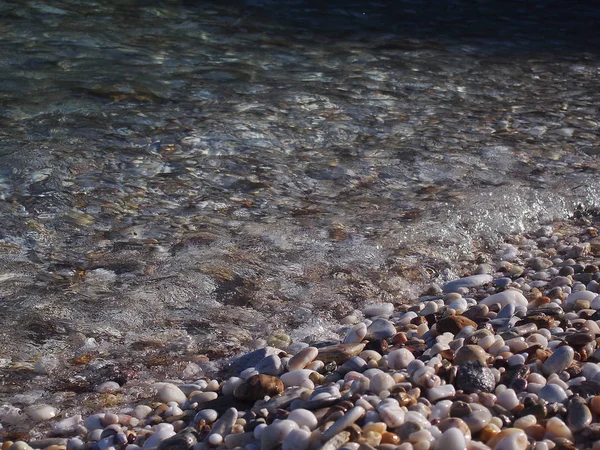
[2,211,600,449]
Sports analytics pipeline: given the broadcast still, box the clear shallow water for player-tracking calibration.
[0,0,600,416]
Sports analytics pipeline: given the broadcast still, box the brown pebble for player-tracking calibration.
[436,315,477,334]
[380,432,400,445]
[45,446,66,450]
[524,424,545,441]
[2,443,13,450]
[590,396,600,415]
[233,374,284,402]
[317,343,366,364]
[391,332,407,345]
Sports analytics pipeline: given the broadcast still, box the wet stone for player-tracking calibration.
[233,374,284,402]
[365,319,397,340]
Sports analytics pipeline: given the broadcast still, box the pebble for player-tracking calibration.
[158,384,187,406]
[365,318,397,340]
[542,345,574,376]
[288,347,319,371]
[443,274,493,293]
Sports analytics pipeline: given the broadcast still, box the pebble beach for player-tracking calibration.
[3,214,600,450]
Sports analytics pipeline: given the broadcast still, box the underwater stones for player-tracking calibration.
[363,302,394,317]
[25,405,58,422]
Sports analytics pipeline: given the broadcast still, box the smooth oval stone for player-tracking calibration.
[261,420,298,450]
[435,427,466,450]
[363,302,394,317]
[539,384,568,404]
[542,345,574,376]
[545,417,573,440]
[322,406,365,441]
[566,290,596,304]
[255,354,284,376]
[207,407,238,439]
[289,347,319,371]
[421,301,439,316]
[287,409,318,430]
[567,397,592,432]
[443,275,492,293]
[221,377,245,396]
[280,369,315,388]
[343,323,368,344]
[454,345,487,366]
[26,405,58,422]
[233,374,284,402]
[158,383,187,406]
[194,409,218,424]
[480,290,528,308]
[366,318,396,340]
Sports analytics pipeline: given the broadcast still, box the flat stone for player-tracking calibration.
[443,275,493,293]
[316,343,366,364]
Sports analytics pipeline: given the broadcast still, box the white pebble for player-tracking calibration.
[157,383,187,405]
[288,409,318,430]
